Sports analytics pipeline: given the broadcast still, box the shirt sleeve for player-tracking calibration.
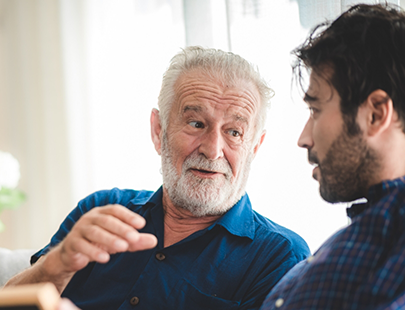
[239,236,310,310]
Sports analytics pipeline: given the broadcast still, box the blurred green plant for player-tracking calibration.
[0,151,26,232]
[0,187,26,231]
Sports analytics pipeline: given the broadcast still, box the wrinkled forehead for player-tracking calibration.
[172,69,261,114]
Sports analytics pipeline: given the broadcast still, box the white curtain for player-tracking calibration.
[0,0,403,252]
[0,0,73,249]
[0,0,185,249]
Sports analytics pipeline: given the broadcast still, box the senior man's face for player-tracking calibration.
[158,71,264,217]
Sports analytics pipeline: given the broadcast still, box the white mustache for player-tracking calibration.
[183,152,232,179]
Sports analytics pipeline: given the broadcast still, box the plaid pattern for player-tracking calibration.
[260,176,405,310]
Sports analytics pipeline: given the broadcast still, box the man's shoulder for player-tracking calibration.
[80,188,156,210]
[251,211,311,260]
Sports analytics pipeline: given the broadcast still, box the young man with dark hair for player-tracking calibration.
[261,4,405,309]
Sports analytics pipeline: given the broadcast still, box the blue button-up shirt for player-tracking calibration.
[32,187,310,310]
[260,177,405,310]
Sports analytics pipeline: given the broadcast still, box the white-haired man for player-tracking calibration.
[6,46,310,310]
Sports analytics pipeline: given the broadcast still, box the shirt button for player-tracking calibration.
[130,296,139,306]
[156,253,166,261]
[275,298,284,308]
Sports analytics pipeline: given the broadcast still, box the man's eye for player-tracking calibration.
[229,130,241,137]
[308,107,319,116]
[189,121,204,129]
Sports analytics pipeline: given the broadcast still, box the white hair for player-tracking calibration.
[157,46,274,142]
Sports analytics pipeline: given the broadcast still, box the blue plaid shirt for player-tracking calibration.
[260,176,405,310]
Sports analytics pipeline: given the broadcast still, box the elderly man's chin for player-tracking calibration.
[164,171,244,217]
[162,156,252,217]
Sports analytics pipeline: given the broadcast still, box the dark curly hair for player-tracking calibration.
[293,3,405,135]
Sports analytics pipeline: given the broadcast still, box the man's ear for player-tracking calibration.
[362,89,393,137]
[150,108,162,155]
[253,130,266,156]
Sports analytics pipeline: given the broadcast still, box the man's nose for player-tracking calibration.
[298,119,314,149]
[199,128,225,160]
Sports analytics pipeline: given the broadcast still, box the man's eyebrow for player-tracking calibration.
[183,105,248,123]
[183,105,203,113]
[303,93,318,103]
[234,114,248,123]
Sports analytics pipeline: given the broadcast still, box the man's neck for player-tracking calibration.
[162,190,221,248]
[372,137,405,188]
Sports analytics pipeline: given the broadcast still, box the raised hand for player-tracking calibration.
[53,204,158,272]
[5,204,158,292]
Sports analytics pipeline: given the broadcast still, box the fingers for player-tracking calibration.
[61,237,110,266]
[98,204,147,230]
[81,215,133,252]
[58,298,81,310]
[128,233,158,252]
[81,205,156,252]
[57,204,157,271]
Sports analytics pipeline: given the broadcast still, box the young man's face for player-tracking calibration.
[298,69,378,203]
[159,70,264,216]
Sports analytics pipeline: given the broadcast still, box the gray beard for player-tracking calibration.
[161,135,253,217]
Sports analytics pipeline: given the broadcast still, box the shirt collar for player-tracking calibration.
[346,176,405,220]
[132,186,255,241]
[215,193,255,240]
[145,186,164,206]
[346,202,368,220]
[366,176,405,205]
[128,186,163,207]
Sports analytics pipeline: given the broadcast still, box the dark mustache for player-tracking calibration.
[308,150,319,165]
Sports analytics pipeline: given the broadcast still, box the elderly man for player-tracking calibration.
[261,4,405,310]
[6,46,309,310]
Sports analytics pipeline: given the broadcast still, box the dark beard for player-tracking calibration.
[309,126,380,203]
